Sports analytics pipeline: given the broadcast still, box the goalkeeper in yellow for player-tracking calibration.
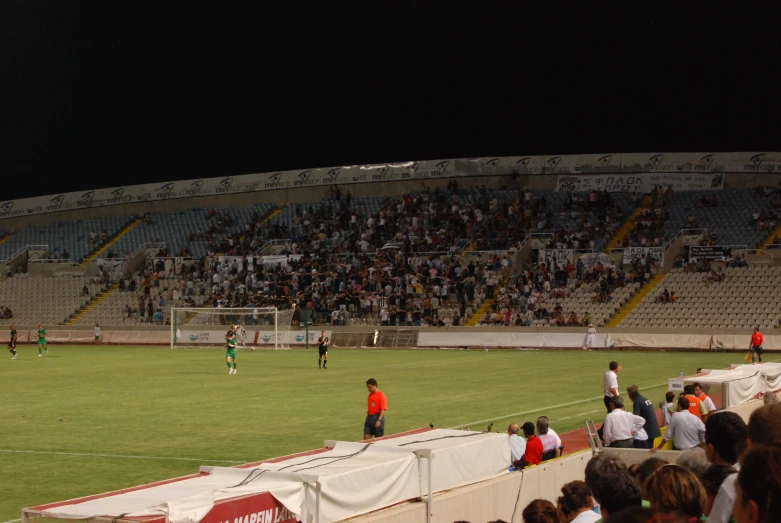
[37,324,48,356]
[226,326,238,374]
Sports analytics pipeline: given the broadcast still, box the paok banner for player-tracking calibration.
[554,172,724,193]
[623,246,664,265]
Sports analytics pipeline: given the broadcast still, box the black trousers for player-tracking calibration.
[609,439,634,448]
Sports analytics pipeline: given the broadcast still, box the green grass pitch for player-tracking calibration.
[0,345,753,520]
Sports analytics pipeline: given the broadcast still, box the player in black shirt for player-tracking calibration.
[627,384,662,448]
[318,331,328,369]
[8,324,17,359]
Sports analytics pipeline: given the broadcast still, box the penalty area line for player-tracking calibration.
[0,449,243,463]
[2,519,22,523]
[447,381,670,429]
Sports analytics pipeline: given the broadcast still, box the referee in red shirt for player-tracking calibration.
[750,327,764,364]
[364,378,387,440]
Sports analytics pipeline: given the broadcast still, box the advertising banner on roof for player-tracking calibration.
[1,153,779,220]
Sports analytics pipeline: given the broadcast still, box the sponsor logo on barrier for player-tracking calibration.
[77,191,96,208]
[0,201,13,217]
[418,160,450,178]
[265,172,290,189]
[188,332,211,342]
[48,194,67,211]
[107,187,132,204]
[262,334,273,343]
[157,183,176,199]
[293,170,315,186]
[514,157,532,172]
[485,158,502,168]
[186,180,205,196]
[596,155,614,168]
[371,166,410,181]
[215,177,233,194]
[324,168,341,183]
[544,156,562,173]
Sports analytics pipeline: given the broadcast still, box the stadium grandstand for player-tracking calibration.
[4,151,781,523]
[2,152,781,344]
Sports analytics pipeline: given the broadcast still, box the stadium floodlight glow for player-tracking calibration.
[170,307,296,350]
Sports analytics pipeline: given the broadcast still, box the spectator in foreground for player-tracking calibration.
[733,445,781,523]
[556,480,600,523]
[651,396,705,452]
[522,499,558,523]
[592,472,643,520]
[702,464,738,520]
[633,457,668,500]
[603,507,655,523]
[676,447,710,477]
[643,464,706,523]
[703,411,748,523]
[585,453,630,501]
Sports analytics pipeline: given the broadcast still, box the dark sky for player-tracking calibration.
[2,3,780,200]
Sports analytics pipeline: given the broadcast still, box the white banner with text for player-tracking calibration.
[623,246,664,265]
[554,172,724,193]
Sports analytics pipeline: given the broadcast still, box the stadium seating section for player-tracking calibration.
[1,184,780,327]
[0,274,106,325]
[0,216,132,262]
[620,265,781,330]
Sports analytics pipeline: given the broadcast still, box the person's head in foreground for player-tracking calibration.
[634,457,668,499]
[585,453,630,500]
[701,464,737,518]
[733,445,781,523]
[705,411,748,466]
[593,472,642,519]
[556,480,595,523]
[522,499,558,523]
[643,464,706,523]
[603,506,655,523]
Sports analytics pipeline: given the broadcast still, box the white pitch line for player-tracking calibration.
[0,449,243,463]
[447,381,669,429]
[2,519,22,523]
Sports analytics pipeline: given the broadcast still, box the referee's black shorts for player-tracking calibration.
[364,415,385,437]
[751,344,764,355]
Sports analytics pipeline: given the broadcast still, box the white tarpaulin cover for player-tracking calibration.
[372,430,510,493]
[41,430,508,523]
[671,366,768,408]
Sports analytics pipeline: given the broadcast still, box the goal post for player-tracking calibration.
[170,307,297,350]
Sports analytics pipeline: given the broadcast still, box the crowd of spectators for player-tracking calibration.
[462,401,781,523]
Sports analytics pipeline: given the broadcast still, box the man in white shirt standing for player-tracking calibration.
[507,423,527,469]
[583,323,597,351]
[603,361,621,413]
[651,396,706,452]
[603,397,646,448]
[661,391,675,427]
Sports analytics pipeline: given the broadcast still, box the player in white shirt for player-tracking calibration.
[583,323,597,350]
[94,323,101,345]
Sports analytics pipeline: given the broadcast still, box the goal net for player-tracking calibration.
[170,307,297,350]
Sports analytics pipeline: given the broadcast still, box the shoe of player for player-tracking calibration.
[39,354,42,357]
[233,369,237,374]
[229,368,233,374]
[11,356,17,359]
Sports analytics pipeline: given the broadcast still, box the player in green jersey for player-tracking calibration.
[37,324,48,356]
[226,325,238,374]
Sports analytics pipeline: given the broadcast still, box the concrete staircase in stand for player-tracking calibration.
[606,273,665,327]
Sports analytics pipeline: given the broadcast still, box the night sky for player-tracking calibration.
[2,3,780,200]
